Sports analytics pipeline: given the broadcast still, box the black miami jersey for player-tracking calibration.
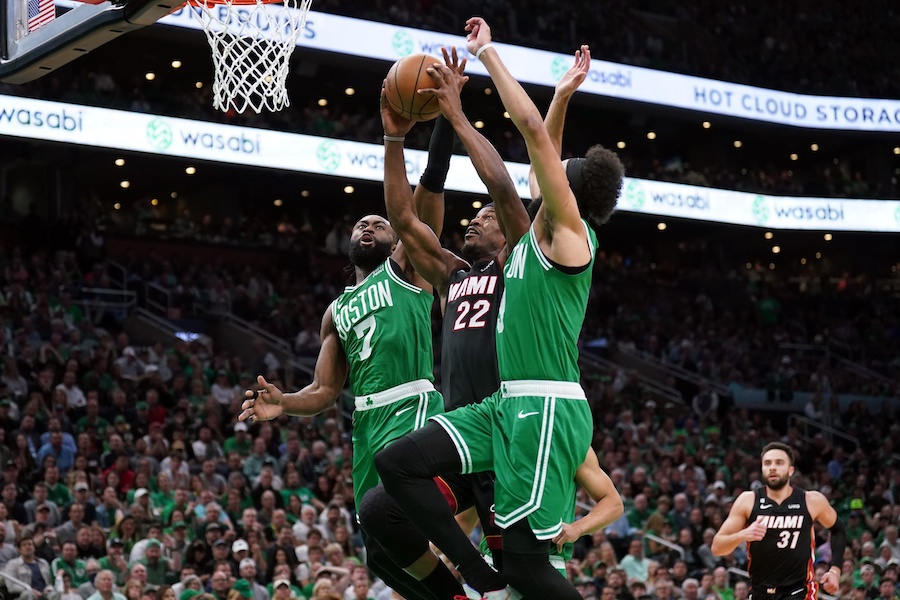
[747,486,816,596]
[440,258,504,411]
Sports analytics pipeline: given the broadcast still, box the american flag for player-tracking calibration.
[27,0,55,32]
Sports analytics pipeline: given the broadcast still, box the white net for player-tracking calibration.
[189,0,312,113]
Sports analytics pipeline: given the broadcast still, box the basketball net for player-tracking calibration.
[189,0,312,113]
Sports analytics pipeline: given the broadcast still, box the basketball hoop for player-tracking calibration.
[187,0,312,113]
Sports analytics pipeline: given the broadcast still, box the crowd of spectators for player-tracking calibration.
[1,201,899,600]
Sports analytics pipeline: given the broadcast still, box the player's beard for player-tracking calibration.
[349,238,393,272]
[767,473,790,490]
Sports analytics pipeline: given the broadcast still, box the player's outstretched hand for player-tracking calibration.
[240,375,284,422]
[742,516,767,542]
[380,82,415,139]
[421,48,469,120]
[465,17,492,57]
[819,569,840,595]
[555,45,591,98]
[551,522,581,552]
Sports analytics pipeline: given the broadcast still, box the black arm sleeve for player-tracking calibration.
[829,518,846,568]
[418,116,455,193]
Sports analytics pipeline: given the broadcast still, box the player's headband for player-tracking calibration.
[565,158,586,197]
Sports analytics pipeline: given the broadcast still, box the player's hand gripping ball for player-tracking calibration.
[383,53,442,122]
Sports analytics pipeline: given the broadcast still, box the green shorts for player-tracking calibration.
[351,379,444,508]
[430,380,591,540]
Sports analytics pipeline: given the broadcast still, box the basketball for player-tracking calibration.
[384,53,442,122]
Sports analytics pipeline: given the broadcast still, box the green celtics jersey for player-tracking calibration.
[332,258,434,396]
[496,222,597,382]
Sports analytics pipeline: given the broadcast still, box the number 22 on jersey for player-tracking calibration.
[453,300,491,331]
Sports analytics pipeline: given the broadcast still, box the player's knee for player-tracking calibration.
[374,434,417,481]
[358,485,393,537]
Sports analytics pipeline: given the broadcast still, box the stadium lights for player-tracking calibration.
[472,201,483,209]
[119,180,130,188]
[811,143,819,151]
[273,199,283,206]
[345,87,355,96]
[790,153,798,161]
[145,72,155,81]
[894,147,900,155]
[503,111,510,119]
[772,246,781,254]
[657,222,667,231]
[647,131,657,140]
[317,98,328,107]
[617,141,626,149]
[460,219,470,226]
[151,199,158,206]
[115,158,125,166]
[769,263,775,270]
[474,121,485,129]
[484,88,492,95]
[170,192,178,199]
[801,258,807,265]
[344,186,354,194]
[171,60,182,69]
[734,140,743,148]
[195,82,203,89]
[824,233,833,241]
[185,166,196,175]
[815,252,822,259]
[114,203,121,210]
[764,232,773,240]
[702,121,711,129]
[301,190,310,197]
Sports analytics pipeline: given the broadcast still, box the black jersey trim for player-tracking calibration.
[546,256,590,275]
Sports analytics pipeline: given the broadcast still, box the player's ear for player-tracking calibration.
[788,465,795,478]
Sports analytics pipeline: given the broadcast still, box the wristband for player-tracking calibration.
[383,135,405,142]
[475,43,494,60]
[828,566,840,574]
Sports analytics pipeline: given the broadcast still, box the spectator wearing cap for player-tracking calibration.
[225,423,252,457]
[99,537,130,586]
[56,502,88,545]
[169,521,191,560]
[3,535,52,598]
[231,578,255,600]
[202,521,224,549]
[231,539,250,569]
[858,563,879,599]
[26,482,62,526]
[238,557,270,600]
[138,538,176,587]
[114,346,145,379]
[129,522,166,562]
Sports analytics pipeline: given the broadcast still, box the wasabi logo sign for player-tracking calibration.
[317,141,342,172]
[623,180,646,211]
[146,119,173,151]
[392,30,414,56]
[752,196,769,225]
[550,57,569,82]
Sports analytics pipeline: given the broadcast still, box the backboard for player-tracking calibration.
[1,0,180,83]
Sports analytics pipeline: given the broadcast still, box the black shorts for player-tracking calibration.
[750,582,817,600]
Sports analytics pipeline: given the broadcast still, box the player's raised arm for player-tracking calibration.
[466,18,590,266]
[529,46,590,200]
[711,491,764,556]
[239,306,348,421]
[422,48,530,262]
[381,88,463,294]
[551,449,624,551]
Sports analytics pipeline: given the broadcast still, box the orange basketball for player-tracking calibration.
[384,53,442,122]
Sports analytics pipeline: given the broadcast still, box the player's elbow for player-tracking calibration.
[710,538,727,557]
[516,112,546,141]
[609,493,625,521]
